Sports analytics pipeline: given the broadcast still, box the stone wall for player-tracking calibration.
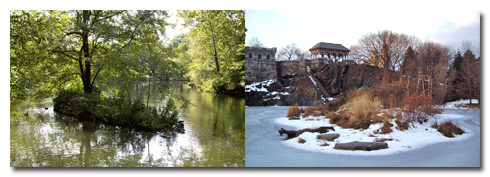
[245,60,278,84]
[276,58,331,78]
[245,49,356,84]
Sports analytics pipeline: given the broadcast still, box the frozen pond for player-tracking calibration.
[245,105,480,167]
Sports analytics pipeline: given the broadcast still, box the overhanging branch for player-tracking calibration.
[90,64,104,88]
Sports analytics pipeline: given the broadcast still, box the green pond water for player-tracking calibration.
[10,81,245,167]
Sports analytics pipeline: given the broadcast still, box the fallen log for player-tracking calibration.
[334,141,388,151]
[279,126,336,139]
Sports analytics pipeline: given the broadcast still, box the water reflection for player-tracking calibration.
[10,82,245,167]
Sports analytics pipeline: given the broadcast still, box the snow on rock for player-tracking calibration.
[274,109,474,156]
[245,79,277,92]
[308,76,319,90]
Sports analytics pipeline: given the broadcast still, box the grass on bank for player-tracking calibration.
[286,86,455,135]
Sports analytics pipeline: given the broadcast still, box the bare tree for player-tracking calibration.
[350,30,416,71]
[278,43,301,60]
[298,50,311,60]
[247,37,265,48]
[416,41,451,103]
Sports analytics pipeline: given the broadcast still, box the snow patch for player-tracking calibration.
[245,79,277,92]
[308,76,319,90]
[274,108,474,156]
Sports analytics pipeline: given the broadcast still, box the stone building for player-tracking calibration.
[246,46,277,60]
[245,42,353,84]
[245,46,278,84]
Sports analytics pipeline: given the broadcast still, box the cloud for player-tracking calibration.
[274,10,479,54]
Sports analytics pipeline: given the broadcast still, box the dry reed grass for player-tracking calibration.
[286,103,301,118]
[433,121,465,138]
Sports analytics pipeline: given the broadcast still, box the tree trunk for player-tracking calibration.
[83,61,92,94]
[212,36,220,74]
[407,76,410,97]
[82,10,92,94]
[469,79,473,104]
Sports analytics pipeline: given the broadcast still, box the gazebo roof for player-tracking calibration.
[309,42,350,52]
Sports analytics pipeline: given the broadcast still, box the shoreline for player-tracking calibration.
[273,107,474,156]
[245,100,480,167]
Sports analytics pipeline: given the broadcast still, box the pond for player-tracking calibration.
[10,81,245,167]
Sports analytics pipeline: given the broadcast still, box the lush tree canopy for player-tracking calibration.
[10,10,171,100]
[178,10,245,94]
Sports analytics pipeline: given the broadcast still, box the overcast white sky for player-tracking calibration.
[245,10,480,57]
[162,10,189,43]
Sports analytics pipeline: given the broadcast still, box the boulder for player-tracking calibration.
[334,141,388,151]
[317,133,340,141]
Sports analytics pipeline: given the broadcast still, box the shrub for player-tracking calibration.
[419,105,442,116]
[380,122,393,134]
[405,93,430,112]
[312,111,321,117]
[54,89,103,121]
[286,103,301,118]
[298,138,306,144]
[302,107,315,118]
[327,97,348,111]
[434,121,465,138]
[299,107,305,114]
[326,110,347,124]
[395,120,409,130]
[53,89,179,132]
[403,109,429,124]
[337,90,382,129]
[372,84,406,109]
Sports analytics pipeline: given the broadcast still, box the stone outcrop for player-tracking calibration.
[285,76,320,106]
[317,133,340,141]
[245,79,290,106]
[246,61,399,106]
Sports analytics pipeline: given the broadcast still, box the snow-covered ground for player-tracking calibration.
[245,100,480,167]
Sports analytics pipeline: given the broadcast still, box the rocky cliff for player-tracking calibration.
[246,63,397,106]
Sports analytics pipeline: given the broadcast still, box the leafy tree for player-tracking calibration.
[178,10,245,93]
[10,10,68,100]
[10,10,170,99]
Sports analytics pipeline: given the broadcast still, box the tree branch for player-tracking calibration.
[90,64,104,88]
[49,49,80,61]
[66,31,82,36]
[96,10,126,22]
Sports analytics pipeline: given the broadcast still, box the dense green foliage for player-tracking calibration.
[53,89,178,131]
[10,10,245,131]
[10,10,171,99]
[178,10,245,95]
